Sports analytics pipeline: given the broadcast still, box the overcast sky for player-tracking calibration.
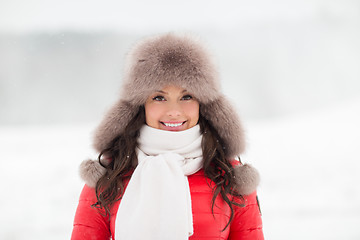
[1,0,359,33]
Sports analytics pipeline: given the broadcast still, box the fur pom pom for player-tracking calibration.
[233,164,260,195]
[79,159,106,188]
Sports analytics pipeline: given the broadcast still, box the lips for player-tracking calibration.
[163,122,184,127]
[160,121,187,131]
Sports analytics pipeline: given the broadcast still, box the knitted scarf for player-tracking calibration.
[114,124,203,240]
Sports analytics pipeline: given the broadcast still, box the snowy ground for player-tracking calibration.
[244,97,360,239]
[1,97,359,239]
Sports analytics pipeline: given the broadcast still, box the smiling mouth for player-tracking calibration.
[161,121,186,127]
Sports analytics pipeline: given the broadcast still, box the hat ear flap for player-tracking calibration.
[93,100,140,152]
[200,96,246,158]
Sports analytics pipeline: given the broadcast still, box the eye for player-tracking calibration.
[152,95,166,101]
[181,95,193,101]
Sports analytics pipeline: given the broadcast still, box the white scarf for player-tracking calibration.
[115,124,203,240]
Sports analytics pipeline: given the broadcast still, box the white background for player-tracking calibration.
[0,0,359,239]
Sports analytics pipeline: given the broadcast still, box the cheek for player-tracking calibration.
[145,104,162,125]
[185,102,200,123]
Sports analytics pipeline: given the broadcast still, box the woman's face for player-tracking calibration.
[144,85,200,131]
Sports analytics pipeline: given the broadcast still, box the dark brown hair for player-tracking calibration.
[94,106,244,230]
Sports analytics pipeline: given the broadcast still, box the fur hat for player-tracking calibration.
[80,33,260,194]
[94,33,245,158]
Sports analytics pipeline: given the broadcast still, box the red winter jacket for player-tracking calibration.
[71,168,263,240]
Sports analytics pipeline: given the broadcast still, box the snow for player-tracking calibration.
[244,97,360,239]
[1,97,359,239]
[0,125,93,239]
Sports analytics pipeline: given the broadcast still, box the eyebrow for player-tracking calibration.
[155,89,187,94]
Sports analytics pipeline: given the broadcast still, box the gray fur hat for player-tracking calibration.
[94,33,245,158]
[80,33,260,193]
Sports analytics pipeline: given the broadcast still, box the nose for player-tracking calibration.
[166,102,182,117]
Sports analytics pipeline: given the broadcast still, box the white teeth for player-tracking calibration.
[164,122,183,127]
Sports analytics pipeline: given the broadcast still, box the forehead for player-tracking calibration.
[153,85,189,94]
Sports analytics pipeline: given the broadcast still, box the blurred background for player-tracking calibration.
[1,0,359,239]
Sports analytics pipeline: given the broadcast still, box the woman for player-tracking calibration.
[71,33,264,239]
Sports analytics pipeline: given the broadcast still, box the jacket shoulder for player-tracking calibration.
[71,185,111,240]
[78,184,98,202]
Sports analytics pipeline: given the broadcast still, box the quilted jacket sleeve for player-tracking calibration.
[71,185,111,240]
[228,191,264,240]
